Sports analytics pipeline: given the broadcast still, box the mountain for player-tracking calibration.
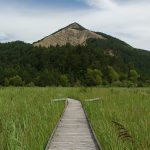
[0,23,150,87]
[33,22,105,47]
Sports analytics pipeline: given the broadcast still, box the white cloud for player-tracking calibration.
[0,7,82,42]
[85,0,117,9]
[0,1,150,50]
[0,33,9,41]
[79,0,150,50]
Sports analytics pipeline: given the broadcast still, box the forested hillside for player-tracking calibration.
[0,36,150,87]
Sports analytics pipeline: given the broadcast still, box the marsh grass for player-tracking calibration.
[112,121,135,144]
[0,87,149,150]
[0,87,72,150]
[72,88,150,150]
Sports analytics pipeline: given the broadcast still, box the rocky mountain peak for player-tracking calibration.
[67,22,85,30]
[33,23,105,47]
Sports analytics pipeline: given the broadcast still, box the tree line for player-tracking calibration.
[0,40,149,87]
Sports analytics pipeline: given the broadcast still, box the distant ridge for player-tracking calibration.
[33,22,105,47]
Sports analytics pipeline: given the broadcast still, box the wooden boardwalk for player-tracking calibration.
[46,98,100,150]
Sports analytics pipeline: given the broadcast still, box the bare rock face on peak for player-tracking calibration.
[33,23,105,47]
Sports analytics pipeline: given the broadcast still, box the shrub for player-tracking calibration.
[26,82,35,87]
[4,78,9,86]
[86,69,102,86]
[59,75,69,87]
[9,75,23,86]
[108,66,119,83]
[111,81,123,87]
[129,69,139,82]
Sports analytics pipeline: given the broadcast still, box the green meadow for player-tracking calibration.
[0,87,66,150]
[0,87,149,150]
[75,88,150,150]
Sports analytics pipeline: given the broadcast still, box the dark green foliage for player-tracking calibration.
[119,73,128,81]
[0,37,150,87]
[26,82,35,87]
[86,69,102,86]
[59,75,69,87]
[4,78,9,86]
[108,66,119,83]
[129,69,139,82]
[9,75,23,86]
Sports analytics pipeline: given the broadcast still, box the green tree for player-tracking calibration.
[59,75,69,87]
[119,72,128,81]
[4,78,9,86]
[86,69,102,86]
[9,75,23,86]
[36,70,51,86]
[129,69,139,82]
[108,66,119,83]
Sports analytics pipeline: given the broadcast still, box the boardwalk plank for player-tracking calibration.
[46,98,100,150]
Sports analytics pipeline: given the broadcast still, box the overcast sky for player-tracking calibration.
[0,0,150,50]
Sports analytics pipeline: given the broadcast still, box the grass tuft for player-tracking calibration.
[112,121,135,144]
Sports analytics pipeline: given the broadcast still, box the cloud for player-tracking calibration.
[0,6,85,43]
[0,33,11,42]
[0,0,150,50]
[76,0,150,50]
[85,0,149,8]
[114,0,149,4]
[85,0,117,9]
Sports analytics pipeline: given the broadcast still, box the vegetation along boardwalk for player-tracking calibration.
[46,98,100,150]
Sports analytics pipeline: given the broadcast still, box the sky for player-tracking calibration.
[0,0,150,50]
